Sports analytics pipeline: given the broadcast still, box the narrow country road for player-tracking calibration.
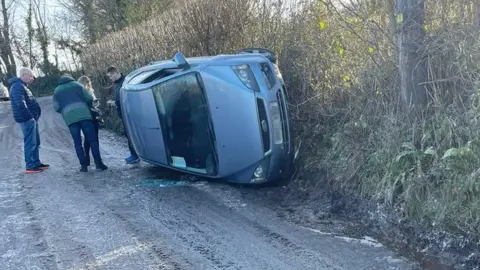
[0,97,420,270]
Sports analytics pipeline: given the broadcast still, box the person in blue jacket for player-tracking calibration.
[9,67,49,173]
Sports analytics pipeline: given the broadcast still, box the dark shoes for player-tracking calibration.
[25,163,50,174]
[39,163,50,170]
[96,163,108,171]
[80,163,108,172]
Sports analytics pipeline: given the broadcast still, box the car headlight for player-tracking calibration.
[253,165,264,178]
[251,156,271,183]
[232,65,260,91]
[270,102,284,145]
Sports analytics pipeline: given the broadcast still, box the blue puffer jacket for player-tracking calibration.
[9,78,41,123]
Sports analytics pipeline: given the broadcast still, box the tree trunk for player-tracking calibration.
[27,0,34,68]
[441,0,446,23]
[0,0,17,78]
[396,0,429,109]
[33,0,51,75]
[83,0,98,43]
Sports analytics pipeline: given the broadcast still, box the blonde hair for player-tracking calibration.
[77,75,93,92]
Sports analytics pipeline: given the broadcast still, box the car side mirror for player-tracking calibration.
[271,54,278,64]
[173,52,190,69]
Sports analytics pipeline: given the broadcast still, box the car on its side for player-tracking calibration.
[120,48,295,186]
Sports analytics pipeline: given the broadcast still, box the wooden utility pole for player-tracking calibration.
[476,0,480,25]
[395,0,429,109]
[387,0,397,45]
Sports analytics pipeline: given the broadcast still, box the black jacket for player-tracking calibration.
[113,74,125,116]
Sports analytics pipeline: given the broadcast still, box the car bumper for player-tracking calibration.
[221,136,295,185]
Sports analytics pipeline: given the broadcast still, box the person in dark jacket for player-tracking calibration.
[53,74,108,172]
[9,67,49,174]
[106,66,140,164]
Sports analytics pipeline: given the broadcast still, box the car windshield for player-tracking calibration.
[151,72,217,175]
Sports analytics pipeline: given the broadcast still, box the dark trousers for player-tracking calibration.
[126,127,137,156]
[83,119,99,165]
[68,120,102,166]
[119,109,138,157]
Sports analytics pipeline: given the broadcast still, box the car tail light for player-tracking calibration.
[231,65,260,91]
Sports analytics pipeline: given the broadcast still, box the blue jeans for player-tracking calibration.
[19,119,41,169]
[68,120,103,166]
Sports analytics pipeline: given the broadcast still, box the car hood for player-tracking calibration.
[200,67,264,177]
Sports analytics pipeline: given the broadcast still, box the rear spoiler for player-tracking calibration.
[236,48,278,64]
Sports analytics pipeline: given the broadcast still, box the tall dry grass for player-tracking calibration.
[81,0,480,238]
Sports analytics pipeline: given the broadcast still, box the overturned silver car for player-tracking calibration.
[120,48,294,186]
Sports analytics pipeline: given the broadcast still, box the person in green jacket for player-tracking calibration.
[53,74,108,172]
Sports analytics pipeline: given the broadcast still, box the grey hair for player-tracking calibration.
[18,67,34,77]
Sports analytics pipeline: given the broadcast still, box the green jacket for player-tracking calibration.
[53,76,94,126]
